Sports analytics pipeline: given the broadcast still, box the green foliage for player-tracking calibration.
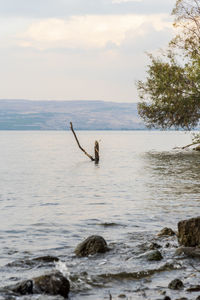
[137,0,200,130]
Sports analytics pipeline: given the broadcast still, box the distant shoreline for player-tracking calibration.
[0,100,199,131]
[0,129,198,131]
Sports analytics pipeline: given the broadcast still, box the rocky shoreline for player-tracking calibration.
[1,217,200,300]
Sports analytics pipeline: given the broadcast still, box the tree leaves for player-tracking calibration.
[137,0,200,130]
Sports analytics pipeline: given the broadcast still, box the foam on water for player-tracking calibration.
[55,261,70,278]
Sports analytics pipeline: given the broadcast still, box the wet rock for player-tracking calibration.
[11,280,33,295]
[149,242,161,250]
[8,271,70,298]
[186,285,200,292]
[163,297,171,300]
[118,294,126,298]
[175,298,188,300]
[165,242,170,248]
[75,235,109,257]
[196,296,200,300]
[178,217,200,247]
[168,278,183,290]
[146,250,163,261]
[158,227,176,237]
[33,255,59,263]
[33,271,70,298]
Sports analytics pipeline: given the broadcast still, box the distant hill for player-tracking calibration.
[0,99,145,130]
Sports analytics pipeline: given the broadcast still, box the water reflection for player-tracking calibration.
[144,150,200,186]
[141,150,200,224]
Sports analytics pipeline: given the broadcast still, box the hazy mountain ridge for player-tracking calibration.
[0,100,145,130]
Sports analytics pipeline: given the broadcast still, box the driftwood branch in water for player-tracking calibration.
[70,122,95,161]
[174,141,200,150]
[182,141,200,149]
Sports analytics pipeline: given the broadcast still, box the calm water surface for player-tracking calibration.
[0,131,200,299]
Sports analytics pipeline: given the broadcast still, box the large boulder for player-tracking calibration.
[178,217,200,247]
[9,271,70,298]
[75,235,109,257]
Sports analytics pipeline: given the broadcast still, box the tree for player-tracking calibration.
[137,0,200,131]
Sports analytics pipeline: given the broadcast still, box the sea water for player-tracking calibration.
[0,131,200,299]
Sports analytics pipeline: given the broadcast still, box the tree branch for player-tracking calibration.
[70,122,95,161]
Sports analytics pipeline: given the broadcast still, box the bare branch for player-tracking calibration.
[182,141,200,149]
[70,122,94,161]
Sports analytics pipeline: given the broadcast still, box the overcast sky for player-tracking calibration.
[0,0,175,102]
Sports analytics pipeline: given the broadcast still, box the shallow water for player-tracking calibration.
[0,130,200,299]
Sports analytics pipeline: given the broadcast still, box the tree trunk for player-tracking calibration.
[94,141,99,164]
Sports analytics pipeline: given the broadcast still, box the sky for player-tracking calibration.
[0,0,175,102]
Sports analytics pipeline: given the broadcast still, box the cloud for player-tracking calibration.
[0,0,175,18]
[17,14,172,51]
[0,0,176,102]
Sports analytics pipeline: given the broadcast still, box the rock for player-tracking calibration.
[33,255,59,263]
[175,298,188,300]
[196,296,200,300]
[175,246,200,258]
[149,242,161,250]
[168,278,183,290]
[186,285,200,292]
[9,271,70,298]
[163,297,171,300]
[75,235,109,257]
[11,280,33,295]
[33,271,70,298]
[158,227,176,237]
[178,217,200,247]
[146,250,163,261]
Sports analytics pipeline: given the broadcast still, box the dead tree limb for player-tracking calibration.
[174,141,200,150]
[182,141,200,149]
[70,122,95,161]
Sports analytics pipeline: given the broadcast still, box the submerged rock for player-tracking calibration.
[158,227,176,237]
[33,255,59,263]
[168,278,183,290]
[186,285,200,292]
[8,271,70,298]
[146,250,163,261]
[75,235,109,257]
[178,217,200,247]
